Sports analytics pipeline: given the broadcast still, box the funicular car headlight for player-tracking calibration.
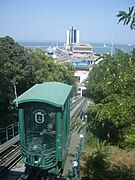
[34,155,41,165]
[33,145,38,151]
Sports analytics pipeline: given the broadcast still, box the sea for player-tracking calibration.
[18,41,135,55]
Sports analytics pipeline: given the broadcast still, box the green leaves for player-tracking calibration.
[87,50,135,102]
[0,36,31,100]
[117,6,135,30]
[29,48,75,87]
[86,49,135,144]
[83,136,110,179]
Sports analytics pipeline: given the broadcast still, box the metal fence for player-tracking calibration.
[68,115,87,180]
[0,122,18,145]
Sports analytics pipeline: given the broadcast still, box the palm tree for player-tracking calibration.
[117,6,135,30]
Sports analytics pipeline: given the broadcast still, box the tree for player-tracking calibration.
[117,6,135,30]
[29,48,75,85]
[0,36,35,101]
[86,49,135,144]
[0,37,76,127]
[0,36,36,127]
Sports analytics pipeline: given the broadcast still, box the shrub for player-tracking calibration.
[119,127,135,148]
[83,135,110,179]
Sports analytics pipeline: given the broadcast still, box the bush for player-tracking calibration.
[81,134,135,179]
[82,134,110,179]
[119,126,135,148]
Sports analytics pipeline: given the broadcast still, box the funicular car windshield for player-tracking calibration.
[24,102,56,150]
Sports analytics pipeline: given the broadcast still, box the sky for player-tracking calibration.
[0,0,135,44]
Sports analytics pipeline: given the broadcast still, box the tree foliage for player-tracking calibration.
[82,138,110,179]
[86,49,135,145]
[0,36,76,127]
[29,48,76,90]
[0,36,33,101]
[117,6,135,30]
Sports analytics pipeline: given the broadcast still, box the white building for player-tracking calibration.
[66,29,70,46]
[74,70,89,84]
[66,26,80,48]
[76,29,80,44]
[71,43,93,55]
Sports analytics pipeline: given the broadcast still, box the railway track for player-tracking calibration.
[0,141,19,162]
[0,141,21,177]
[70,97,87,118]
[0,97,87,179]
[70,97,84,110]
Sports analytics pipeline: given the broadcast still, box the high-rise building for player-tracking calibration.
[76,29,80,44]
[66,26,80,47]
[66,29,70,46]
[65,25,93,57]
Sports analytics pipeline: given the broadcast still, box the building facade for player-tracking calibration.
[66,26,80,47]
[65,25,93,58]
[71,43,93,54]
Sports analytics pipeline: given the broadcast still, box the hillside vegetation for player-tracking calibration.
[83,49,135,179]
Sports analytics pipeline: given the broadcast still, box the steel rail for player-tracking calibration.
[0,149,21,177]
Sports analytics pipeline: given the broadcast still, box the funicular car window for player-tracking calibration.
[24,102,56,149]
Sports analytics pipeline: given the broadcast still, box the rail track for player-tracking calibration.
[70,97,87,118]
[0,141,19,161]
[70,96,84,110]
[0,136,21,177]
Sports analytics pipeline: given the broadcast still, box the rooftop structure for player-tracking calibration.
[71,43,93,54]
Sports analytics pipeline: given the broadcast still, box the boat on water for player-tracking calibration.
[46,46,57,54]
[103,43,107,48]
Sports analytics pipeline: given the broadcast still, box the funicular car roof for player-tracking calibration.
[13,82,72,107]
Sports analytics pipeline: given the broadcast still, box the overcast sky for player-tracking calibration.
[0,0,134,44]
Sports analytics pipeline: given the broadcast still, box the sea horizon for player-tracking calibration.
[18,41,135,55]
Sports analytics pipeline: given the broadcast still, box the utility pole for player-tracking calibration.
[111,39,114,56]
